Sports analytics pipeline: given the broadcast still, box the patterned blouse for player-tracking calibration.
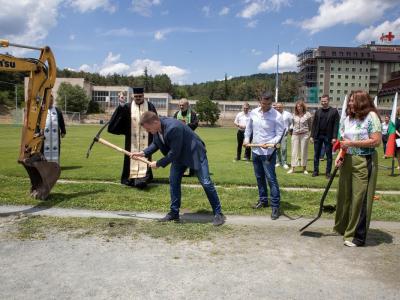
[292,112,312,135]
[340,111,382,155]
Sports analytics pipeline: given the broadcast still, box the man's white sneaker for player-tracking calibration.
[275,163,280,167]
[283,164,289,169]
[344,240,357,247]
[287,169,294,174]
[303,170,309,175]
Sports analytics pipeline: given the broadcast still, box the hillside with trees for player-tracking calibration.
[0,68,299,113]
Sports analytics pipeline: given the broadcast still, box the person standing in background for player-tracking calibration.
[310,95,340,179]
[381,115,390,158]
[287,99,312,174]
[43,95,66,164]
[234,102,251,161]
[274,102,293,169]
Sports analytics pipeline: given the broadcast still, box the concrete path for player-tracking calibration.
[1,205,399,300]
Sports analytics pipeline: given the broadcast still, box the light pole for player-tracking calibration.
[0,80,18,123]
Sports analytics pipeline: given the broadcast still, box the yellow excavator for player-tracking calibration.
[0,39,59,200]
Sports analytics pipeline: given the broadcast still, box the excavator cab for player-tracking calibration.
[0,39,60,200]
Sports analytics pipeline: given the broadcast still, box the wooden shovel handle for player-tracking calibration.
[97,138,152,165]
[245,143,279,149]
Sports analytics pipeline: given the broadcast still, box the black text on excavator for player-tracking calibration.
[0,39,60,200]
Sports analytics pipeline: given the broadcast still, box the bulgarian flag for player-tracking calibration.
[333,94,348,152]
[385,92,398,158]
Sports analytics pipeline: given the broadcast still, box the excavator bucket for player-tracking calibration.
[20,154,61,200]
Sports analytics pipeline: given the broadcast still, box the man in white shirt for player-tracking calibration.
[234,102,251,161]
[244,93,285,220]
[275,102,292,169]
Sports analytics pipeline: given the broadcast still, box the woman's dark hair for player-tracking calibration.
[346,90,380,121]
[294,99,307,115]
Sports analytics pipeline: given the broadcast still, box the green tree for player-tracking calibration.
[56,82,90,112]
[195,97,220,126]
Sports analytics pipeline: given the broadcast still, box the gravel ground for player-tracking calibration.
[0,206,399,300]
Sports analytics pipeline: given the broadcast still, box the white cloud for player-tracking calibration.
[356,17,400,43]
[131,0,161,17]
[78,53,188,83]
[67,0,117,13]
[154,31,165,40]
[129,59,188,82]
[237,0,290,19]
[300,0,398,34]
[69,34,76,41]
[219,7,230,16]
[258,52,297,72]
[102,27,137,37]
[247,20,259,28]
[152,27,211,41]
[0,0,62,54]
[251,49,262,55]
[202,6,211,17]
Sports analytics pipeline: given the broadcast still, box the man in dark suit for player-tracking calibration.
[310,94,340,179]
[131,111,225,226]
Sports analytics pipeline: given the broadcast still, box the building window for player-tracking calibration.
[351,83,355,87]
[360,61,362,64]
[352,75,355,79]
[352,68,356,72]
[337,97,340,101]
[346,52,351,56]
[320,67,324,71]
[319,89,323,93]
[345,82,348,86]
[332,52,336,56]
[337,90,341,94]
[365,83,368,87]
[338,74,342,79]
[339,52,344,57]
[321,51,326,56]
[330,90,333,93]
[366,61,369,64]
[330,82,334,86]
[320,60,324,63]
[346,60,349,64]
[147,98,167,109]
[365,75,368,79]
[345,67,349,71]
[331,74,334,79]
[359,75,362,79]
[358,83,361,87]
[359,68,362,72]
[337,82,341,86]
[319,82,323,85]
[344,90,348,94]
[345,75,349,79]
[338,60,342,64]
[320,74,324,78]
[331,67,335,71]
[366,68,368,72]
[338,67,342,71]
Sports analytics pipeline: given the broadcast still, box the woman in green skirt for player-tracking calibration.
[334,90,382,247]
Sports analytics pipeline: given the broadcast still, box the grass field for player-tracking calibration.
[0,124,399,221]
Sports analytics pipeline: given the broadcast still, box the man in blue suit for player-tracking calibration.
[131,111,225,226]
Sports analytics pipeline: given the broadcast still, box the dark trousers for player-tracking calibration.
[313,135,333,175]
[382,134,388,155]
[237,130,251,160]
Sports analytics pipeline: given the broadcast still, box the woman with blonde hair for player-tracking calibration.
[334,90,381,247]
[287,99,312,174]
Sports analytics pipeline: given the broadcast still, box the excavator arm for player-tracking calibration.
[0,39,59,200]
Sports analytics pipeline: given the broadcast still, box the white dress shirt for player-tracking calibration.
[281,110,293,132]
[244,107,285,155]
[234,111,250,131]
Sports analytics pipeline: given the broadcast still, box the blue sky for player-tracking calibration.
[1,0,400,84]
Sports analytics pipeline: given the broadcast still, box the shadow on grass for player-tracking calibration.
[181,210,214,224]
[0,189,104,217]
[61,166,83,171]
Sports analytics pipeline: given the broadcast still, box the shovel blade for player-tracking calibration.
[20,156,61,200]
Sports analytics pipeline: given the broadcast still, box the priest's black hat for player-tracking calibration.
[132,87,144,94]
